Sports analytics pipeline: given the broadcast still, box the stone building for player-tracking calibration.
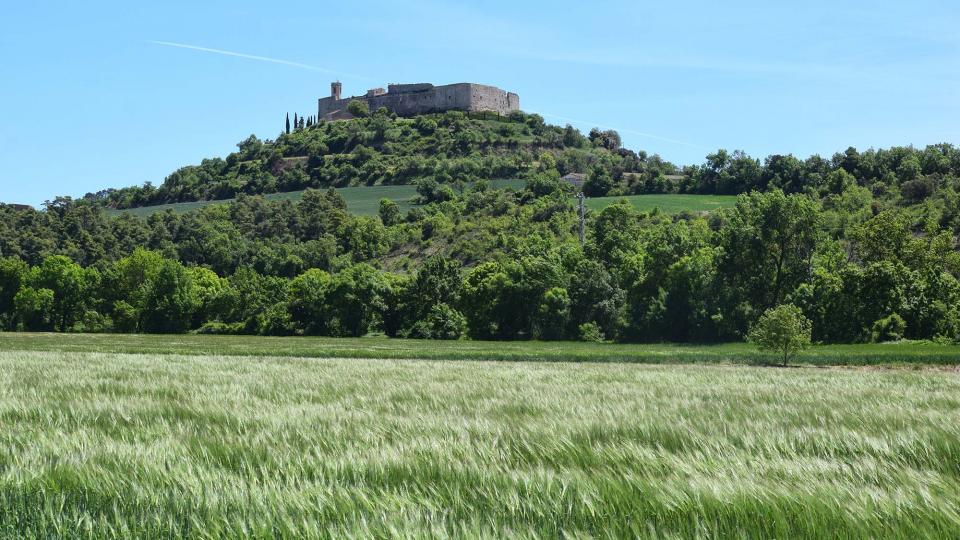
[561,173,587,188]
[318,82,519,120]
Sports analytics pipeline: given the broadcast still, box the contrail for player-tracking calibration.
[146,40,371,80]
[540,112,704,149]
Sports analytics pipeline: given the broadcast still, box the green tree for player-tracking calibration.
[378,198,402,226]
[716,190,821,337]
[568,259,624,339]
[13,287,54,331]
[347,100,370,118]
[748,304,812,366]
[533,287,570,340]
[287,268,333,335]
[188,267,229,327]
[33,256,94,331]
[410,303,467,340]
[141,260,197,333]
[583,166,614,197]
[341,216,388,261]
[324,264,387,337]
[0,257,29,330]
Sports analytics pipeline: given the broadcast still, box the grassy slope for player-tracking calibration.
[0,348,957,537]
[3,332,960,366]
[109,185,738,218]
[585,193,738,213]
[107,179,527,218]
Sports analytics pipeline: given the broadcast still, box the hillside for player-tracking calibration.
[89,110,679,210]
[106,179,527,218]
[106,182,738,218]
[584,193,736,214]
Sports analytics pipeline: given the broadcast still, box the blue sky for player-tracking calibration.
[1,0,958,206]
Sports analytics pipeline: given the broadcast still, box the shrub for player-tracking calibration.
[195,321,244,335]
[871,313,907,342]
[578,322,605,342]
[410,303,466,340]
[379,199,402,226]
[347,100,369,118]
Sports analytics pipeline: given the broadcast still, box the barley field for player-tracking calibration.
[0,345,958,538]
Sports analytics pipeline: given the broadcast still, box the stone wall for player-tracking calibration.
[318,82,520,120]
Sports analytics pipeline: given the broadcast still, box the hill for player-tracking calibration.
[88,111,679,210]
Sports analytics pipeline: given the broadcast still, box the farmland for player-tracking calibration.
[107,183,737,218]
[585,193,738,213]
[0,337,957,537]
[4,332,960,366]
[107,180,527,218]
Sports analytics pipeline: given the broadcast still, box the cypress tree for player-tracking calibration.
[285,113,290,134]
[294,113,298,130]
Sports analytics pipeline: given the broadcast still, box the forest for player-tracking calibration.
[2,111,960,344]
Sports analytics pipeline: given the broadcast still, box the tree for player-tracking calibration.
[563,124,586,147]
[188,267,229,327]
[141,259,197,333]
[293,113,298,130]
[716,190,821,337]
[0,257,28,330]
[583,166,614,197]
[588,128,621,150]
[105,248,167,331]
[324,264,387,337]
[13,287,54,331]
[410,303,466,340]
[533,287,570,340]
[567,259,624,339]
[287,268,333,335]
[341,216,388,261]
[33,256,93,331]
[378,198,402,226]
[285,113,290,135]
[397,256,462,334]
[347,100,370,118]
[415,178,455,204]
[748,304,812,366]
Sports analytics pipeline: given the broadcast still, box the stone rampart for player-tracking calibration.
[318,82,519,120]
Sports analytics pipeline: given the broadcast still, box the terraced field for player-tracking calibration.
[109,184,739,218]
[585,193,738,213]
[107,180,526,218]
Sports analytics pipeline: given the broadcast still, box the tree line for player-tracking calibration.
[2,174,959,342]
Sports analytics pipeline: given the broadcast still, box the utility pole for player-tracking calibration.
[576,192,586,246]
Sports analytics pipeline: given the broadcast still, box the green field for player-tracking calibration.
[586,193,738,213]
[0,335,957,537]
[109,185,738,218]
[108,180,527,218]
[4,332,960,366]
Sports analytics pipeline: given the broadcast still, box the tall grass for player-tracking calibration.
[0,350,957,537]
